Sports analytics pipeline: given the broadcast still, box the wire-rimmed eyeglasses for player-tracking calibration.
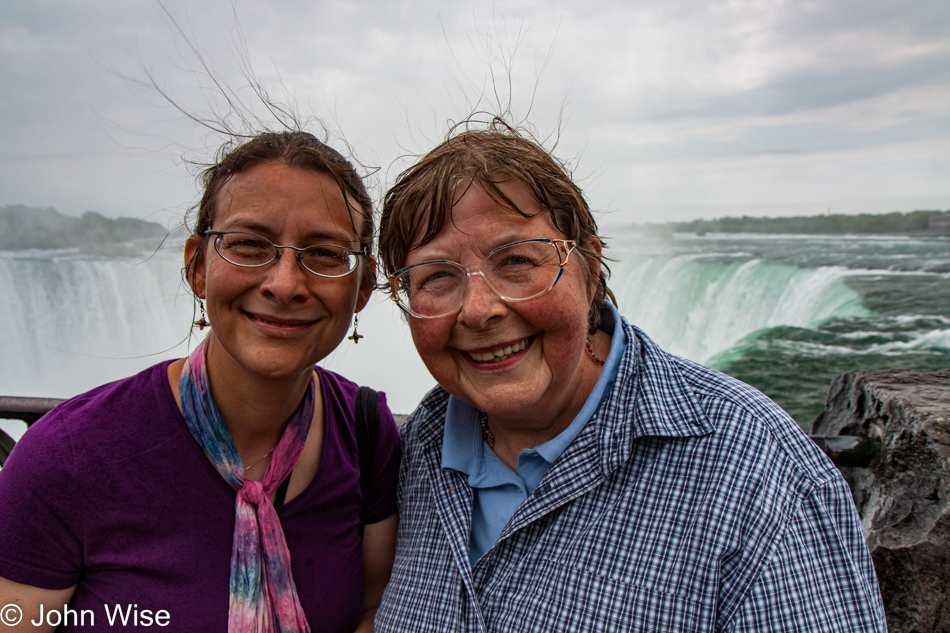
[387,238,576,318]
[206,231,365,278]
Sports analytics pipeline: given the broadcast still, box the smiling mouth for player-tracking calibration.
[467,337,530,363]
[245,311,316,328]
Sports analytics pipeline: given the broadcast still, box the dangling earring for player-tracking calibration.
[194,299,209,330]
[347,313,364,344]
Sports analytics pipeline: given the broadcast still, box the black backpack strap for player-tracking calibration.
[355,386,379,538]
[274,386,379,527]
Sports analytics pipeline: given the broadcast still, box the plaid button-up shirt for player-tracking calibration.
[376,317,886,632]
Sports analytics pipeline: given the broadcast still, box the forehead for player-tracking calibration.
[408,180,561,259]
[214,162,362,238]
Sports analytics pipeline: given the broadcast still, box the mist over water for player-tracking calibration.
[0,248,190,398]
[610,232,950,426]
[2,231,949,435]
[0,241,431,420]
[612,252,869,364]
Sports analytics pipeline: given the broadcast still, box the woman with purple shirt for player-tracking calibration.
[0,131,400,632]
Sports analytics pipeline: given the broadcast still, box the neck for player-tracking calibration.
[171,336,317,457]
[208,340,313,452]
[486,417,571,469]
[485,328,611,469]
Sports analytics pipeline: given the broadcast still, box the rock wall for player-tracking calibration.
[812,369,950,633]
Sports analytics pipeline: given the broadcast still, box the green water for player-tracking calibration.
[610,233,950,430]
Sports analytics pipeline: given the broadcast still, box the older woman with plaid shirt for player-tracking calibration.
[372,124,886,632]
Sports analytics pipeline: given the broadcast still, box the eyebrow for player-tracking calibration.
[407,235,540,265]
[217,221,360,245]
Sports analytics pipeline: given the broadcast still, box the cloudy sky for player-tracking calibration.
[2,0,948,229]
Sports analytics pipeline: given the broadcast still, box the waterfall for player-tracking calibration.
[0,233,877,417]
[609,241,870,364]
[0,248,193,398]
[0,244,430,416]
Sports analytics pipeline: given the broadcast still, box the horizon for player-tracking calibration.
[4,203,947,229]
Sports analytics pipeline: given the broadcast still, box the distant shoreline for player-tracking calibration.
[626,209,950,237]
[0,205,166,251]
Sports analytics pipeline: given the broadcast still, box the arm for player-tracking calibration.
[354,514,398,633]
[0,416,84,632]
[723,477,886,632]
[0,576,75,633]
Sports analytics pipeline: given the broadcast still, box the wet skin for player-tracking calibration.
[403,180,605,457]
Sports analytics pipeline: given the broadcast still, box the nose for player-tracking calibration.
[456,271,507,329]
[259,249,309,304]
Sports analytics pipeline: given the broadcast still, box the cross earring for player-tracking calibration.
[348,313,364,344]
[194,299,209,330]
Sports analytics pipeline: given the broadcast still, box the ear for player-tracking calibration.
[184,236,208,298]
[355,256,377,313]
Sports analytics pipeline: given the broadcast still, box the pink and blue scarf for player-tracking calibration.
[179,339,314,633]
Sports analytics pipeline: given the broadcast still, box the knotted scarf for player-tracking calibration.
[179,339,314,633]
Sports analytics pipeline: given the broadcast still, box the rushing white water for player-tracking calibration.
[612,255,870,364]
[2,231,948,428]
[0,248,192,397]
[0,244,431,416]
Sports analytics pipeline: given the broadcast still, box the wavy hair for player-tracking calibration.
[379,122,613,331]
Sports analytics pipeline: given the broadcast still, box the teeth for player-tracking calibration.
[469,338,528,363]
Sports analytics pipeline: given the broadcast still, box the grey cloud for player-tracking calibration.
[0,0,946,224]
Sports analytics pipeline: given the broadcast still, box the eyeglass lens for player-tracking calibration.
[214,232,358,277]
[394,240,566,317]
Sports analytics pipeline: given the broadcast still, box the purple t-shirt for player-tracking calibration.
[0,361,400,632]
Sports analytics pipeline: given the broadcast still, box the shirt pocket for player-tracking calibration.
[497,559,712,632]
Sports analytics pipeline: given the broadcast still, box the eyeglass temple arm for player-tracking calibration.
[553,239,577,266]
[387,277,402,303]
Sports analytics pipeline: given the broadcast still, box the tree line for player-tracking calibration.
[666,210,950,235]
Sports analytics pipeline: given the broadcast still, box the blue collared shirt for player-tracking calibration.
[441,303,627,564]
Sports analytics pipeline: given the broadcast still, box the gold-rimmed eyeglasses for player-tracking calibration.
[206,231,365,278]
[387,238,576,319]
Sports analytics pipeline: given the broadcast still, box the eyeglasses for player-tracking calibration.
[206,231,365,278]
[387,238,576,318]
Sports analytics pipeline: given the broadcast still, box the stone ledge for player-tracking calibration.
[813,369,950,633]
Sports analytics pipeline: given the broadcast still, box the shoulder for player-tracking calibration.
[0,361,178,587]
[675,352,839,488]
[625,320,839,490]
[314,365,400,467]
[314,365,361,405]
[48,360,173,417]
[13,361,177,461]
[316,366,393,411]
[395,385,450,457]
[315,365,397,428]
[617,322,881,623]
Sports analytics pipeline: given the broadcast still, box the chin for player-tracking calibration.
[462,383,545,418]
[242,348,321,381]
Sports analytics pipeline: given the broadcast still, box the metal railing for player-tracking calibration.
[1,395,879,469]
[1,396,65,464]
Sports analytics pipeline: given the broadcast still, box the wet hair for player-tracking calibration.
[187,130,375,288]
[378,123,613,331]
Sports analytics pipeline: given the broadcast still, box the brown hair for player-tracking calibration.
[379,123,613,331]
[187,131,375,288]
